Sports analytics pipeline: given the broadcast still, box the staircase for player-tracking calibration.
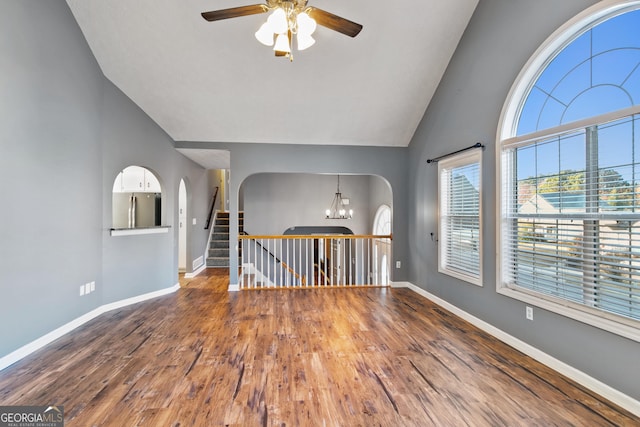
[206,211,243,268]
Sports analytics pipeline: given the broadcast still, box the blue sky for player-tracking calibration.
[517,9,640,137]
[516,9,640,183]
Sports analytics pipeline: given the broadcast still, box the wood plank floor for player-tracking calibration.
[0,268,637,426]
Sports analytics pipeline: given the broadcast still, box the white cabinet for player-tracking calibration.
[113,166,161,193]
[122,167,143,191]
[142,169,161,192]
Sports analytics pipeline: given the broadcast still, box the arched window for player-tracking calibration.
[373,204,391,235]
[373,205,391,285]
[498,1,640,341]
[516,8,640,135]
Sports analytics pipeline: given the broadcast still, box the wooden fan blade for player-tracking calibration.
[201,4,268,22]
[307,7,362,38]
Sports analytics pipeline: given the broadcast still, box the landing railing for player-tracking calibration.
[238,234,392,289]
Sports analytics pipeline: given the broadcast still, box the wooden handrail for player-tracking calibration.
[240,230,283,264]
[204,186,219,230]
[281,261,306,285]
[238,233,392,240]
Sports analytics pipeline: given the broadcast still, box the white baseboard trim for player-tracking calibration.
[228,283,240,292]
[0,283,180,372]
[392,281,640,417]
[185,263,206,278]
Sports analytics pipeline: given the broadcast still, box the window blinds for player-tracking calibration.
[439,151,482,285]
[502,115,640,321]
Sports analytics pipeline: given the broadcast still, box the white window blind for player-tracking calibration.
[438,150,482,286]
[501,114,640,322]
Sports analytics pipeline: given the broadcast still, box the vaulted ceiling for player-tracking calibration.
[66,0,478,148]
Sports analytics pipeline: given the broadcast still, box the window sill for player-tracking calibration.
[497,285,640,343]
[110,226,170,237]
[439,267,483,287]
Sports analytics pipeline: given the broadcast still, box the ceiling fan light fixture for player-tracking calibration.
[255,22,275,46]
[296,33,315,51]
[267,8,288,35]
[201,1,363,61]
[296,12,316,35]
[273,32,291,53]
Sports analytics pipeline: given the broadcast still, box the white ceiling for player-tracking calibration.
[175,148,230,169]
[66,0,478,150]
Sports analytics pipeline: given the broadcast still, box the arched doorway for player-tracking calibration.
[178,178,188,273]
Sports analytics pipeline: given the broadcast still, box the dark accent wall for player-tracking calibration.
[406,0,639,400]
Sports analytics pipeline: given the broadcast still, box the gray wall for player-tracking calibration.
[0,0,103,359]
[368,175,393,232]
[407,0,639,400]
[242,173,380,236]
[99,82,209,302]
[0,0,209,360]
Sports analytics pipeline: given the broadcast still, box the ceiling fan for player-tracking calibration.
[201,0,363,60]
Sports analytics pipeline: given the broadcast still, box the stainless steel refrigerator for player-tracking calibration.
[112,192,161,228]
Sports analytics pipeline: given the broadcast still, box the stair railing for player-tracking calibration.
[238,233,392,289]
[240,231,305,286]
[204,186,219,230]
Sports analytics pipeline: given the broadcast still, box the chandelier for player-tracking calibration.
[325,175,353,219]
[254,1,317,60]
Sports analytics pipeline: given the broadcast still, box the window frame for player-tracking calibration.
[438,149,483,287]
[496,0,640,342]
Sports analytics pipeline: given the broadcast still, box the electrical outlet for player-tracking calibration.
[396,261,401,269]
[526,306,534,320]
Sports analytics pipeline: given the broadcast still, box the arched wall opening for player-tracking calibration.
[239,173,393,236]
[111,165,163,229]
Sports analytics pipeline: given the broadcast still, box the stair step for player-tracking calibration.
[208,246,241,254]
[206,256,242,267]
[210,240,228,249]
[215,211,243,218]
[207,257,229,267]
[212,213,242,227]
[208,248,228,257]
[206,211,245,268]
